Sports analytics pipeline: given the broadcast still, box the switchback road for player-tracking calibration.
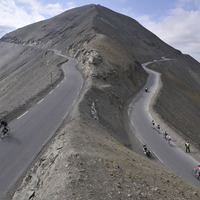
[0,53,83,198]
[129,58,200,186]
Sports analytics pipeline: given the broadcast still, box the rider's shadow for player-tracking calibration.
[1,134,21,145]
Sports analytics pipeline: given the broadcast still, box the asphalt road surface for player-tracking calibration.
[0,54,83,198]
[129,59,200,187]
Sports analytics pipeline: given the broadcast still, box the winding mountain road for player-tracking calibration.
[129,58,200,186]
[1,54,199,198]
[0,53,83,198]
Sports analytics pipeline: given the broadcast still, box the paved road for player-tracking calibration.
[0,54,83,198]
[129,59,200,186]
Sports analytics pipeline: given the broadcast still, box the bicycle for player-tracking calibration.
[1,126,10,139]
[192,168,200,180]
[167,136,172,146]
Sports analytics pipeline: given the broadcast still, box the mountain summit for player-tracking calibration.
[1,4,180,62]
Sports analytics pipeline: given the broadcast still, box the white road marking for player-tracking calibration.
[63,112,69,120]
[128,106,132,117]
[56,84,60,88]
[153,152,164,164]
[76,93,79,98]
[17,111,28,119]
[37,99,44,104]
[49,90,54,94]
[130,120,146,145]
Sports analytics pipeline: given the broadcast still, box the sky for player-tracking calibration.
[1,0,200,62]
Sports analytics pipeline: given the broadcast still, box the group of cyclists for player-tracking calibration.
[0,119,9,139]
[144,86,200,180]
[151,120,172,144]
[151,118,200,179]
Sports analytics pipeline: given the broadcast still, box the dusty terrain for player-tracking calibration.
[0,4,200,200]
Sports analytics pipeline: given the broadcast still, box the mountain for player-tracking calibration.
[1,4,181,62]
[1,4,200,200]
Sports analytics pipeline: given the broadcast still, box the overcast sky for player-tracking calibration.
[1,0,200,62]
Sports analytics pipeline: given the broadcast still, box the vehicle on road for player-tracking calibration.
[142,145,151,157]
[145,87,149,92]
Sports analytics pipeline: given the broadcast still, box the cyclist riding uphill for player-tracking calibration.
[0,119,9,139]
[0,119,7,128]
[193,165,200,178]
[142,145,147,152]
[142,145,151,157]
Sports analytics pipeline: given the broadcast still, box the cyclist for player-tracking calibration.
[164,131,168,139]
[0,119,9,139]
[193,165,200,178]
[142,145,148,152]
[167,135,172,144]
[142,144,151,157]
[0,119,7,128]
[2,126,9,135]
[1,126,9,139]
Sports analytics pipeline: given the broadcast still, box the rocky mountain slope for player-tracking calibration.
[148,55,200,149]
[0,42,67,121]
[1,4,200,200]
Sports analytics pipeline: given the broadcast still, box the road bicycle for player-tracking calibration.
[192,168,200,180]
[1,126,10,139]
